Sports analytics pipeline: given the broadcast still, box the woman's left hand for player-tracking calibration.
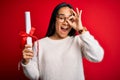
[67,8,84,31]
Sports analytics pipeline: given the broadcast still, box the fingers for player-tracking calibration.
[68,15,75,22]
[76,8,80,16]
[23,53,34,59]
[79,10,82,16]
[68,8,83,31]
[22,44,34,64]
[22,48,33,58]
[70,9,77,17]
[71,8,82,17]
[67,17,76,29]
[25,44,32,48]
[76,8,82,16]
[67,19,72,26]
[23,48,33,53]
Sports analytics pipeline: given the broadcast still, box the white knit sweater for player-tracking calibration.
[22,31,104,80]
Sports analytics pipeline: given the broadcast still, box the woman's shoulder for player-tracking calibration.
[33,37,48,48]
[37,37,48,43]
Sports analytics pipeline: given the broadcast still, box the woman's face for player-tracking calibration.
[54,7,73,39]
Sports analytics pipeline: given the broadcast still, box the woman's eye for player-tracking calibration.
[69,18,74,22]
[59,17,64,19]
[70,18,73,21]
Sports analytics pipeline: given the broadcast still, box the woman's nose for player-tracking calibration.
[63,18,69,25]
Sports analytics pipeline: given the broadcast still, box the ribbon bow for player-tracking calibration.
[18,27,39,71]
[19,27,38,47]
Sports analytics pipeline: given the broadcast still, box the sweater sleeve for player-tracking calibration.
[21,41,40,80]
[79,31,104,62]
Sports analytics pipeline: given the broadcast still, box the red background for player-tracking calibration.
[0,0,120,80]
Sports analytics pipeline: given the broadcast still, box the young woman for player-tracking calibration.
[21,2,104,80]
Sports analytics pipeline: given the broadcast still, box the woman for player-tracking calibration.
[21,2,104,80]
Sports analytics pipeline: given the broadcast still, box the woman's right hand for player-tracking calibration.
[22,44,34,65]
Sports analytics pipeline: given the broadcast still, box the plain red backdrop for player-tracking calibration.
[0,0,120,80]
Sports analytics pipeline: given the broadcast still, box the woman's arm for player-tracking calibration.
[21,41,40,79]
[79,31,104,62]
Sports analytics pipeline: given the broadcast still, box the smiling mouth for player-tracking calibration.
[61,27,69,32]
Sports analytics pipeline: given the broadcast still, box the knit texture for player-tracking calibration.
[22,31,104,80]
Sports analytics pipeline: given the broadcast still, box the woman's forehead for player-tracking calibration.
[58,7,72,16]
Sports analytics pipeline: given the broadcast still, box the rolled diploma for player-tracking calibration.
[25,11,32,46]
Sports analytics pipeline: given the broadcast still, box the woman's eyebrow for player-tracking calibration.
[57,14,73,17]
[57,14,64,16]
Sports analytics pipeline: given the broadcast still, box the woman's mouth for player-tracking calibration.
[61,26,69,32]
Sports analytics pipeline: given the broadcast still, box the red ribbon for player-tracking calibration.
[18,27,39,71]
[19,27,38,47]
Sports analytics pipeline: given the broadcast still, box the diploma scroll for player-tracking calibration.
[25,11,32,47]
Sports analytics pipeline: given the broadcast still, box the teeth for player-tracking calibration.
[61,27,68,30]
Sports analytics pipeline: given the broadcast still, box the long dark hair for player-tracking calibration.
[45,2,76,37]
